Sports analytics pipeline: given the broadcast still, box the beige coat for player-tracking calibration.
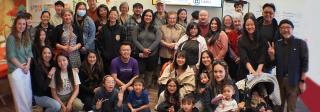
[158,65,196,96]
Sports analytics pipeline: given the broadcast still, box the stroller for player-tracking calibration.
[236,73,282,112]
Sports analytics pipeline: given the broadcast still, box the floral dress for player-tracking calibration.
[61,24,81,68]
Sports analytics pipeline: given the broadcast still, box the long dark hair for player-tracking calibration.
[139,9,157,34]
[11,15,29,48]
[164,78,181,111]
[81,49,103,80]
[204,17,221,46]
[97,4,109,20]
[74,2,88,32]
[241,16,260,51]
[186,22,201,37]
[55,52,75,92]
[206,61,229,96]
[221,15,235,32]
[37,46,55,75]
[173,50,188,70]
[177,8,187,23]
[34,28,51,48]
[198,50,214,75]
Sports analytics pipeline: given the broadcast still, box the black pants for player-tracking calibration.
[227,59,238,81]
[78,93,94,111]
[136,53,159,74]
[103,60,111,75]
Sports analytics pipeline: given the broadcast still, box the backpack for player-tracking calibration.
[160,61,174,77]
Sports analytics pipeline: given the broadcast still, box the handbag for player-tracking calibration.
[55,25,72,56]
[131,30,148,58]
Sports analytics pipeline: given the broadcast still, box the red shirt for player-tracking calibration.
[198,22,210,37]
[87,8,99,22]
[228,29,243,56]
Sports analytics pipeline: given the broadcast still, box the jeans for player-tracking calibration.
[123,104,151,112]
[34,95,61,112]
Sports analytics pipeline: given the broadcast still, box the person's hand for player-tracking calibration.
[249,70,256,76]
[131,109,137,112]
[259,106,265,112]
[238,103,245,110]
[22,64,29,74]
[256,69,263,76]
[93,87,100,93]
[47,67,56,79]
[220,95,225,100]
[80,47,86,53]
[143,49,151,54]
[299,82,306,93]
[98,26,102,31]
[235,57,240,64]
[127,86,133,91]
[73,68,79,73]
[120,85,127,92]
[62,46,69,51]
[268,42,275,57]
[95,98,103,110]
[266,110,273,112]
[66,102,72,112]
[118,87,123,102]
[169,43,176,49]
[142,54,148,58]
[199,88,205,94]
[61,105,67,112]
[167,106,175,112]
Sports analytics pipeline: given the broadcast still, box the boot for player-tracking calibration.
[139,74,145,79]
[144,71,153,91]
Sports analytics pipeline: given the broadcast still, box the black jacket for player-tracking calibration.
[35,23,55,48]
[33,65,53,97]
[52,23,83,49]
[177,107,199,112]
[97,20,125,61]
[203,79,239,112]
[257,16,281,44]
[78,65,104,96]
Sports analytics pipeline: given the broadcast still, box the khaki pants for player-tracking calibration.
[280,77,300,112]
[58,92,83,112]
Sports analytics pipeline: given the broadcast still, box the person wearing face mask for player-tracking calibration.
[35,11,55,48]
[78,50,104,111]
[50,1,64,27]
[74,2,96,62]
[268,19,308,112]
[97,6,125,75]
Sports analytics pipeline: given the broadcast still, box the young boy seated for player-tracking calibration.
[178,95,199,112]
[92,75,123,112]
[124,78,150,112]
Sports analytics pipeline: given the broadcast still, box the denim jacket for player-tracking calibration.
[82,16,96,53]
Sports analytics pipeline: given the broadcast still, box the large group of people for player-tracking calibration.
[6,0,308,112]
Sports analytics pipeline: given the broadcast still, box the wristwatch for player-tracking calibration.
[300,80,305,83]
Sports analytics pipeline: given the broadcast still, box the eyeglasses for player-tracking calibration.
[105,81,115,85]
[168,85,177,88]
[263,11,274,15]
[279,26,292,30]
[121,49,131,52]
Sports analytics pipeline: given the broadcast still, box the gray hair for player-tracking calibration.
[61,8,74,23]
[119,2,129,11]
[233,12,243,21]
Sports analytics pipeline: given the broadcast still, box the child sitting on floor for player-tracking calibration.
[124,78,150,112]
[178,95,199,112]
[211,84,242,112]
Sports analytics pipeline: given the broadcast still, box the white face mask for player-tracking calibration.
[77,10,86,17]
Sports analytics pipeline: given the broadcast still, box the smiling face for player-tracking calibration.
[144,12,153,24]
[189,25,198,37]
[26,18,32,26]
[103,77,115,93]
[16,18,26,33]
[99,7,108,18]
[262,7,275,23]
[55,5,64,14]
[133,81,144,93]
[42,48,52,63]
[132,6,142,15]
[223,86,235,100]
[233,18,243,31]
[168,14,177,26]
[182,101,194,112]
[224,16,232,28]
[201,52,212,67]
[62,11,72,24]
[109,11,118,22]
[41,12,50,24]
[120,4,128,14]
[245,18,255,34]
[87,52,97,66]
[179,10,187,21]
[57,55,68,70]
[155,3,165,13]
[210,20,218,32]
[167,81,177,95]
[87,0,96,10]
[120,45,131,59]
[39,30,46,43]
[213,64,226,83]
[199,10,209,24]
[200,73,209,84]
[235,5,243,13]
[279,23,293,39]
[176,54,186,67]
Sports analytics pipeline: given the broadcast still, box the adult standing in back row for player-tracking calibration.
[154,0,167,27]
[50,1,64,27]
[86,0,99,22]
[123,3,143,44]
[198,10,210,36]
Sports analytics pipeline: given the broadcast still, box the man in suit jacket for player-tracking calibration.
[268,19,308,112]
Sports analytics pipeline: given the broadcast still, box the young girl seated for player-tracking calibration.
[156,78,183,112]
[178,95,199,112]
[124,78,150,112]
[211,84,241,112]
[49,52,83,112]
[92,75,123,112]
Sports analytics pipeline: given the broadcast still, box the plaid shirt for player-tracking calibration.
[228,41,239,61]
[123,16,141,44]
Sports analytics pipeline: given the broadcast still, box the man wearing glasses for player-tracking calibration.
[268,19,308,112]
[257,3,279,73]
[111,42,140,102]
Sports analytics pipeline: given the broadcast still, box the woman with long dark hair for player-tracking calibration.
[204,17,228,61]
[158,50,195,97]
[132,9,160,89]
[32,28,51,60]
[6,14,33,112]
[35,11,55,48]
[34,46,60,112]
[78,49,104,110]
[49,52,83,112]
[203,61,239,112]
[52,8,83,68]
[236,16,268,81]
[94,4,109,38]
[155,78,183,112]
[198,50,214,77]
[74,2,96,62]
[221,15,235,35]
[97,6,125,75]
[176,8,188,32]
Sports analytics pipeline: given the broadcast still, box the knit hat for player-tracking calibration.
[279,19,294,28]
[191,10,200,19]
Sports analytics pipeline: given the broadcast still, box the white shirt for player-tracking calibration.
[49,70,81,95]
[214,96,238,112]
